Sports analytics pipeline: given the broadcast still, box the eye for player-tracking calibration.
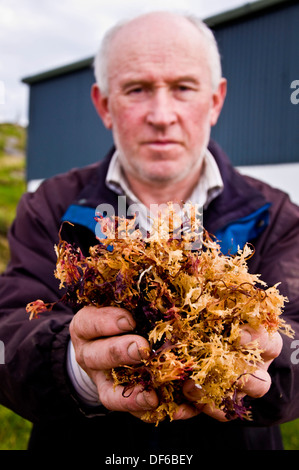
[177,85,191,92]
[124,83,148,96]
[175,83,196,93]
[128,86,144,95]
[173,82,199,100]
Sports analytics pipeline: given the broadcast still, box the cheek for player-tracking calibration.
[182,100,211,130]
[110,106,143,143]
[185,111,211,147]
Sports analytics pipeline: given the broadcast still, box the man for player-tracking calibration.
[0,11,299,452]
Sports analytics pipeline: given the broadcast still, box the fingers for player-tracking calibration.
[80,334,151,370]
[69,306,157,415]
[70,306,151,371]
[69,307,284,422]
[180,326,284,422]
[171,402,202,421]
[182,380,231,422]
[237,325,283,399]
[238,368,271,398]
[240,325,283,363]
[70,306,136,340]
[94,370,159,413]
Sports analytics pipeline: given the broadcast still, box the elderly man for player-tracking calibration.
[0,11,299,452]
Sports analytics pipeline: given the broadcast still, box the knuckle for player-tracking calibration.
[109,342,126,365]
[70,311,86,339]
[82,342,98,370]
[74,348,83,368]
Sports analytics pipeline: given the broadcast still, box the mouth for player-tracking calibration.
[142,140,181,151]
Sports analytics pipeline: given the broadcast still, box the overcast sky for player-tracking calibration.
[0,0,259,125]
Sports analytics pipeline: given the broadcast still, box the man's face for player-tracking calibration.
[93,13,226,187]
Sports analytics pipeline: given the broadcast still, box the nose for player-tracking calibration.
[146,88,177,129]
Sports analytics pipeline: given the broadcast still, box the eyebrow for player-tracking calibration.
[173,76,200,84]
[121,79,149,90]
[121,75,200,90]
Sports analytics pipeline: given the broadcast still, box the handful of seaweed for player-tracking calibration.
[26,203,293,424]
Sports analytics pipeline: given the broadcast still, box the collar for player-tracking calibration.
[105,149,224,210]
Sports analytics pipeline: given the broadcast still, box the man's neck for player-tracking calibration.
[124,166,202,208]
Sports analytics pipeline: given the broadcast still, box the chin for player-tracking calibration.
[144,170,187,185]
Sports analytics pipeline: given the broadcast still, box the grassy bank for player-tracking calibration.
[0,123,27,272]
[0,123,32,448]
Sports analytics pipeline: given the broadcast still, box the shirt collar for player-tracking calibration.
[189,149,224,209]
[105,150,139,205]
[106,149,223,210]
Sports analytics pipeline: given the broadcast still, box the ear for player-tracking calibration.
[210,78,227,127]
[91,83,113,129]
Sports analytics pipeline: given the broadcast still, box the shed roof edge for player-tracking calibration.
[21,0,292,85]
[22,56,94,84]
[205,0,290,27]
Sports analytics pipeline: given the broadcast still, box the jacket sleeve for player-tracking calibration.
[246,190,299,426]
[0,180,91,423]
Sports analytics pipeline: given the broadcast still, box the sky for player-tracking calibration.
[0,0,259,125]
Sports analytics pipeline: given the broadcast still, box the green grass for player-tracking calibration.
[0,155,26,229]
[0,122,26,156]
[0,123,298,450]
[0,154,26,272]
[281,419,299,450]
[0,123,27,272]
[0,123,32,449]
[0,405,32,450]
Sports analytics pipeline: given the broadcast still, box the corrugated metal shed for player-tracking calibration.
[22,0,299,181]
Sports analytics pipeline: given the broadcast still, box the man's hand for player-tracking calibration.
[179,325,283,421]
[70,308,283,423]
[69,306,159,416]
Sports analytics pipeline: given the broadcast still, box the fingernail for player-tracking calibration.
[185,384,197,399]
[127,342,142,361]
[117,316,134,332]
[184,382,204,400]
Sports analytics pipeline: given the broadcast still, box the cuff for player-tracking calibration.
[66,339,101,407]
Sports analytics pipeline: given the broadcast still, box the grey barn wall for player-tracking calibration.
[26,66,113,181]
[210,0,299,166]
[23,0,299,182]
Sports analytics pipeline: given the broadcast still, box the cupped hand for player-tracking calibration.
[69,306,159,415]
[178,325,283,422]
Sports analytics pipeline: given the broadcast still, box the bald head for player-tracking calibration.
[94,11,222,95]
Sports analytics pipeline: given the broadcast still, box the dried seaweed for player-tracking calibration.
[26,203,294,424]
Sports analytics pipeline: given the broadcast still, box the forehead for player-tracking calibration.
[107,14,210,83]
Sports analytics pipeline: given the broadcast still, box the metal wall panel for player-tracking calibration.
[211,1,299,166]
[26,67,113,180]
